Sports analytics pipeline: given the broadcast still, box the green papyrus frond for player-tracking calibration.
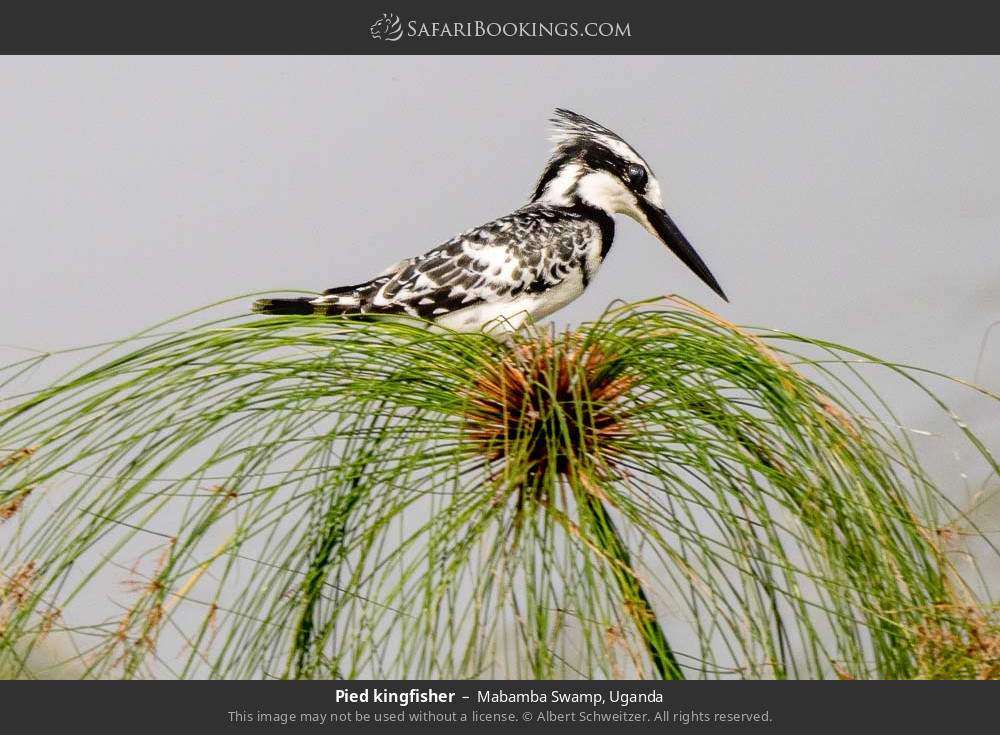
[1,297,998,679]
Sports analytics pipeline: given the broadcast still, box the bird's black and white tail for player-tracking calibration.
[252,279,378,316]
[253,295,357,316]
[253,297,316,315]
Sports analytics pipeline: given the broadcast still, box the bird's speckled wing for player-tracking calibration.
[318,205,602,320]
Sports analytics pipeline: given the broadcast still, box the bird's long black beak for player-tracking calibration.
[639,200,728,302]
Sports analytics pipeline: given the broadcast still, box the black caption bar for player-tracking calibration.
[2,0,999,53]
[2,680,993,732]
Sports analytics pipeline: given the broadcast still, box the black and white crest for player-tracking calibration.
[549,108,631,149]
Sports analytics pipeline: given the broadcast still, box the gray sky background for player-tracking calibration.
[3,54,1000,515]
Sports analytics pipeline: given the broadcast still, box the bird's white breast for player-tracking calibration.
[436,237,603,334]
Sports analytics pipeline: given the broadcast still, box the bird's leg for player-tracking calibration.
[482,310,533,346]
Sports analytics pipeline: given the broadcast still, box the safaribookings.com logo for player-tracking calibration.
[370,13,631,42]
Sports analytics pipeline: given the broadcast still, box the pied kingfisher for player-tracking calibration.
[254,109,727,332]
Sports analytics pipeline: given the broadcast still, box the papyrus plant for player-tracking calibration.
[1,297,997,679]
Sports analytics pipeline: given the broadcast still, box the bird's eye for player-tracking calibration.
[626,164,648,189]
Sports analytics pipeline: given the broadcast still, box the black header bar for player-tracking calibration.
[2,1,998,54]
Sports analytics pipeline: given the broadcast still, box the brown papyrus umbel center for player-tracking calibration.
[462,333,635,481]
